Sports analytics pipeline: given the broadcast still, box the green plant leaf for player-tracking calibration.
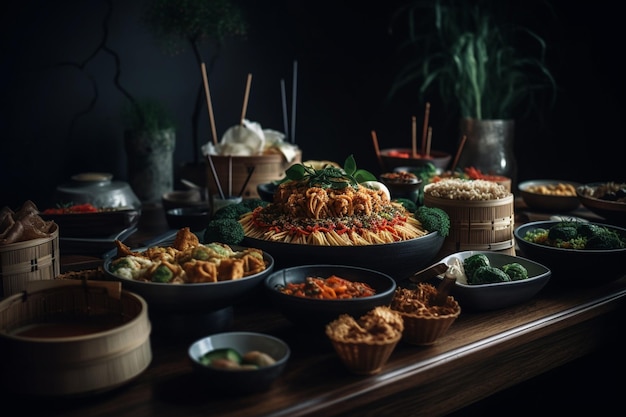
[387,0,557,120]
[343,155,357,176]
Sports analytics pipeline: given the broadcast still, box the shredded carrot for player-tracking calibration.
[278,275,376,299]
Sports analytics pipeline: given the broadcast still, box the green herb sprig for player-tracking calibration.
[282,155,376,190]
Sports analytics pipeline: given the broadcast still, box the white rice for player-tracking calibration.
[424,178,510,200]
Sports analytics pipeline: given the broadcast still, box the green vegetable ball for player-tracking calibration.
[414,206,451,237]
[547,223,578,241]
[463,254,490,281]
[586,232,625,250]
[470,265,511,284]
[502,263,528,281]
[394,198,417,213]
[240,198,268,211]
[203,218,245,246]
[212,203,250,220]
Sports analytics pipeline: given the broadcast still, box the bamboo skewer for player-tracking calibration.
[425,126,433,158]
[450,135,467,172]
[238,166,256,197]
[421,102,431,156]
[240,73,253,125]
[371,130,384,171]
[201,62,218,146]
[291,60,298,143]
[207,154,225,199]
[411,116,418,158]
[280,79,289,139]
[228,155,233,197]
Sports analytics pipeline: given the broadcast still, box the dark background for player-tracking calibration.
[2,0,624,210]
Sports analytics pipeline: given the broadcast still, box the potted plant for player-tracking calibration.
[122,98,177,204]
[387,0,557,182]
[143,0,248,176]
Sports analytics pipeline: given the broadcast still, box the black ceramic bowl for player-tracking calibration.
[104,245,275,313]
[514,220,626,285]
[577,182,626,226]
[256,182,278,203]
[264,265,397,327]
[243,231,445,282]
[518,179,581,212]
[433,251,551,311]
[40,208,141,238]
[380,148,452,171]
[165,206,211,232]
[188,331,290,394]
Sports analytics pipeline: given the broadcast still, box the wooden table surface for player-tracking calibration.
[6,200,625,417]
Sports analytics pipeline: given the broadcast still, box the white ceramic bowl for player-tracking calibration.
[432,251,551,311]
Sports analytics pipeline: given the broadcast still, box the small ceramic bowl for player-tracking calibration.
[165,206,211,232]
[577,182,626,226]
[188,332,290,394]
[518,180,581,212]
[379,172,423,202]
[432,251,552,311]
[161,190,204,211]
[380,148,452,171]
[257,182,278,203]
[264,264,397,327]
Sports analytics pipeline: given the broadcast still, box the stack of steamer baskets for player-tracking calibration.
[423,178,515,257]
[0,279,152,397]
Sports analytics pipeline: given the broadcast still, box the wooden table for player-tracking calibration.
[8,201,626,417]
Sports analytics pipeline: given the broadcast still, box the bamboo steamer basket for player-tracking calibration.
[424,192,515,257]
[0,224,59,299]
[206,150,302,199]
[0,280,152,397]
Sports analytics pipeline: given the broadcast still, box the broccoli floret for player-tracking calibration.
[203,218,245,246]
[470,265,511,284]
[547,222,578,241]
[463,253,490,280]
[502,263,529,281]
[575,223,625,249]
[240,198,268,211]
[394,198,417,213]
[586,232,625,250]
[576,223,605,238]
[212,202,251,220]
[414,206,451,237]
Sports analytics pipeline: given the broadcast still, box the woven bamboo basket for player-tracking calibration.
[0,224,59,299]
[0,280,152,397]
[424,193,515,257]
[206,150,302,199]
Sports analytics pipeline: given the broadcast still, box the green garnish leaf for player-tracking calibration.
[279,154,376,190]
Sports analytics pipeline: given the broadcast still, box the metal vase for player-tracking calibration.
[457,118,517,184]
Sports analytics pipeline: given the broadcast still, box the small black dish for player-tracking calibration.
[165,206,211,231]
